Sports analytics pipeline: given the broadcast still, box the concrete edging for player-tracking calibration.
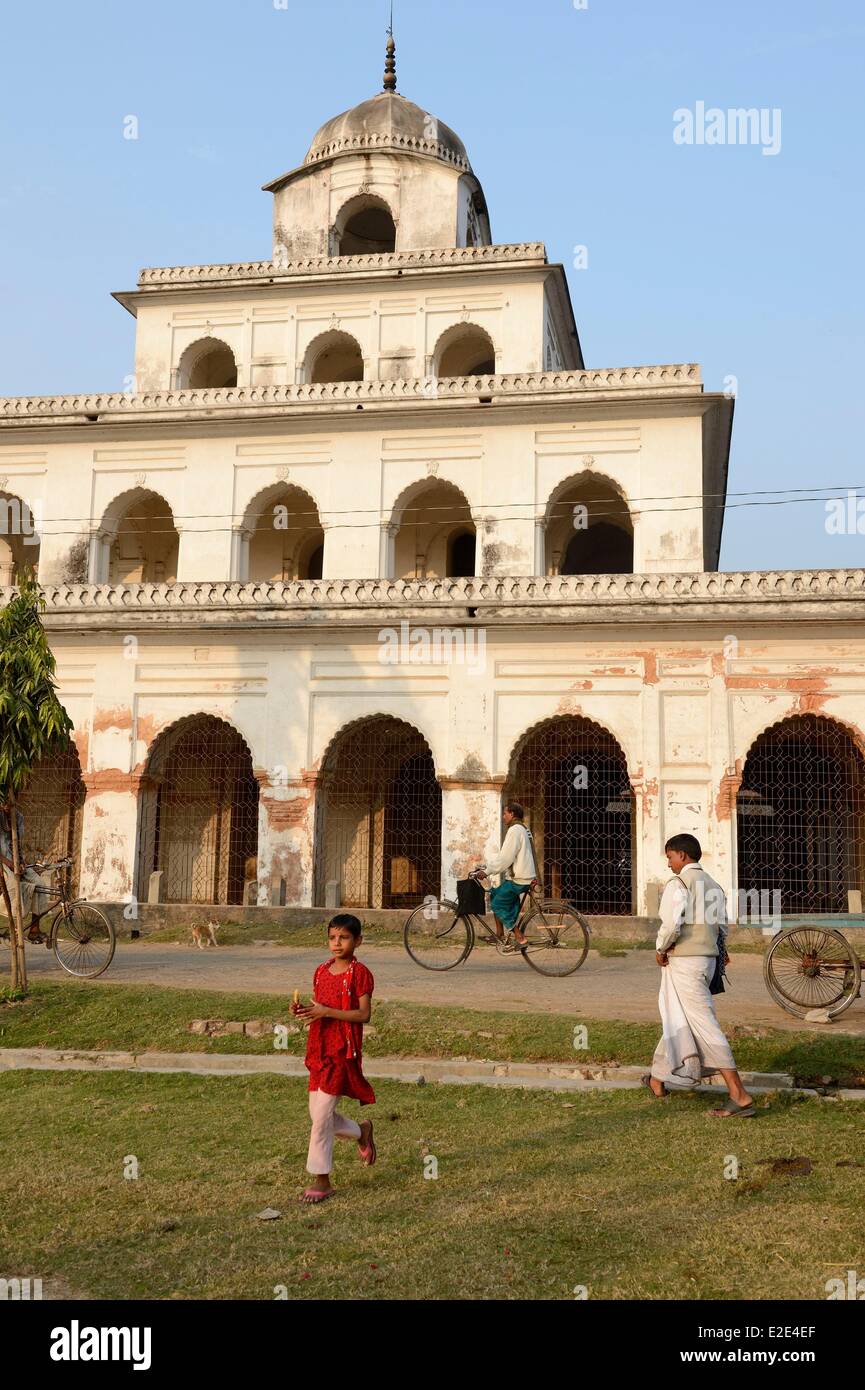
[0,1047,859,1096]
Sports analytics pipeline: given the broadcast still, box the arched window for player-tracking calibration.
[313,716,441,909]
[391,480,475,579]
[334,195,396,256]
[305,330,364,385]
[136,716,259,905]
[103,491,179,584]
[18,743,85,894]
[504,716,634,913]
[737,715,865,914]
[434,323,496,377]
[243,484,325,582]
[545,476,633,576]
[0,491,40,583]
[177,337,238,389]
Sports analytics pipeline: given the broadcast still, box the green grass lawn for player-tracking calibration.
[0,1070,861,1300]
[2,980,864,1086]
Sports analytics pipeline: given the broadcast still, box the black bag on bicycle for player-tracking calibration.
[456,877,486,917]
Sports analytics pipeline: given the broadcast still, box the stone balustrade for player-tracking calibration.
[0,364,702,423]
[2,569,862,626]
[136,242,548,285]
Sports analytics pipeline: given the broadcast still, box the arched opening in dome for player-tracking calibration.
[243,483,325,582]
[333,195,396,257]
[103,490,179,585]
[545,476,633,576]
[177,337,238,389]
[305,330,365,385]
[391,480,475,579]
[434,323,496,378]
[0,491,40,584]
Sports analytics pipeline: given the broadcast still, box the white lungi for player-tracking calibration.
[306,1090,362,1175]
[651,955,736,1090]
[1,865,50,920]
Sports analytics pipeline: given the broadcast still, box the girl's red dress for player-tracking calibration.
[305,959,375,1105]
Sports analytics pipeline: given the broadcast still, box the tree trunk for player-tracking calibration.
[8,794,28,994]
[0,853,19,992]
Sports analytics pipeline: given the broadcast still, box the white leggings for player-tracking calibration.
[307,1090,362,1175]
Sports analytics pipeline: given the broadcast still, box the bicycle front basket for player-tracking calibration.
[456,877,487,916]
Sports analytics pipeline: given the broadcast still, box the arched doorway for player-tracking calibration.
[0,491,40,583]
[737,715,865,914]
[177,337,238,389]
[305,330,364,384]
[101,490,179,584]
[136,716,259,904]
[333,195,397,256]
[18,743,85,893]
[545,476,633,575]
[504,716,634,913]
[434,323,496,377]
[391,480,475,579]
[243,483,325,581]
[314,716,441,909]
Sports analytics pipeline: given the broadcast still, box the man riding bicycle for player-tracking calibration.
[473,802,537,951]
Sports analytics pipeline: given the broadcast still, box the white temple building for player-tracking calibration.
[1,37,863,925]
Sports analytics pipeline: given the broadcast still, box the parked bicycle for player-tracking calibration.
[404,871,591,977]
[0,857,115,979]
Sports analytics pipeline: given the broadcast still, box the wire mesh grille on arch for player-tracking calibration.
[504,716,634,914]
[135,716,259,905]
[737,714,865,915]
[18,744,85,894]
[313,716,441,911]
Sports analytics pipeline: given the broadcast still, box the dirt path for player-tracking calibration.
[19,940,865,1035]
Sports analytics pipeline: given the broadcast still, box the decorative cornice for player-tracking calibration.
[4,570,863,629]
[135,243,546,287]
[304,127,471,171]
[0,364,702,426]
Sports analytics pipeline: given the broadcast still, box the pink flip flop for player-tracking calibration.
[358,1122,376,1166]
[300,1187,337,1204]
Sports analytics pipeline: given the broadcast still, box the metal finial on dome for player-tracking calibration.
[383,8,397,92]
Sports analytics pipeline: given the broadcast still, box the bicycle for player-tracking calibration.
[0,857,116,979]
[403,872,591,977]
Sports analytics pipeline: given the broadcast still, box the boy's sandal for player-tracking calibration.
[299,1187,337,1204]
[709,1099,756,1118]
[358,1122,376,1166]
[640,1074,669,1098]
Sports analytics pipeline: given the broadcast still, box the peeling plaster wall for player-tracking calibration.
[41,623,865,913]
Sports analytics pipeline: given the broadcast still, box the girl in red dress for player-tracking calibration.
[292,913,376,1204]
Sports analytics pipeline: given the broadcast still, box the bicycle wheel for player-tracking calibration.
[764,927,860,1020]
[50,902,116,979]
[404,899,473,971]
[520,901,590,977]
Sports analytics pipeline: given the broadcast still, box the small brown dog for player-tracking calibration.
[191,922,219,950]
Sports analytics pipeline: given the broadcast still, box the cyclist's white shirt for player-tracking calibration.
[485,824,535,884]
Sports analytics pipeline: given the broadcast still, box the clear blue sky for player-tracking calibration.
[1,0,863,572]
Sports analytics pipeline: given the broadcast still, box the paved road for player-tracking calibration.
[20,939,865,1034]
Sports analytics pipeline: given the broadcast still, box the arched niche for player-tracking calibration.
[96,489,179,584]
